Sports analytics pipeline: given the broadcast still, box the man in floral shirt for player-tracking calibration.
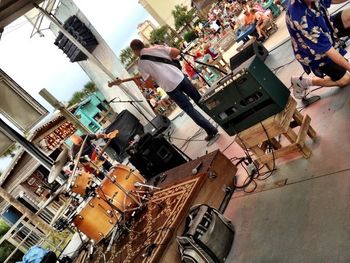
[286,0,350,99]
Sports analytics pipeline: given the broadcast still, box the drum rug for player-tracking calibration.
[90,173,206,263]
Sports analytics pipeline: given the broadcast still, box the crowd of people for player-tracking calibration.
[179,0,285,92]
[195,0,284,43]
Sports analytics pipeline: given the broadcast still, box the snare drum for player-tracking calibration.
[72,197,120,243]
[71,172,93,196]
[96,165,146,213]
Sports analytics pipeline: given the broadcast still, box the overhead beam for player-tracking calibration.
[0,0,44,28]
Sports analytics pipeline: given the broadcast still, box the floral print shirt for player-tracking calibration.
[286,0,346,74]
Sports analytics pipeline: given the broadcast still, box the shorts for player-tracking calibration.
[318,60,347,81]
[332,11,350,38]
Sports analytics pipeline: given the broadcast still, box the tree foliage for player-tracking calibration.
[119,47,137,67]
[68,82,97,106]
[0,220,23,263]
[83,81,97,94]
[149,25,172,45]
[184,30,198,43]
[172,5,196,31]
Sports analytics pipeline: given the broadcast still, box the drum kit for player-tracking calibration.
[47,131,159,245]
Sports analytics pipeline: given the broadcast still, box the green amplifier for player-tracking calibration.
[199,56,290,135]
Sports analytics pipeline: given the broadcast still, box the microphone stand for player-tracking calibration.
[109,98,191,161]
[180,51,229,88]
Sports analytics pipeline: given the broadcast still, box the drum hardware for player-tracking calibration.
[125,169,134,180]
[67,136,89,192]
[134,182,161,191]
[96,188,127,216]
[102,171,143,208]
[106,225,120,252]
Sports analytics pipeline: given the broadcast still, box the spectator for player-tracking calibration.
[286,0,350,99]
[251,9,270,41]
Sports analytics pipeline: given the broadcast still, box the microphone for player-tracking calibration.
[192,161,203,175]
[134,182,161,190]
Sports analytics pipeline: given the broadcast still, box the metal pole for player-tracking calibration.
[0,118,52,170]
[39,88,90,134]
[33,3,155,118]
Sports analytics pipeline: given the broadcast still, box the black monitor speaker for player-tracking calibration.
[127,133,187,179]
[230,40,268,70]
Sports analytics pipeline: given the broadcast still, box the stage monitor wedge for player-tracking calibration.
[230,40,268,70]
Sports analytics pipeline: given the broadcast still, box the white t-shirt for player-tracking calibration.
[138,45,184,92]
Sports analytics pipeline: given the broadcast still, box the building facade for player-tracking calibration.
[138,0,192,29]
[137,20,157,45]
[0,93,116,252]
[73,91,116,133]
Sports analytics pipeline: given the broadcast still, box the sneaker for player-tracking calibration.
[291,76,309,99]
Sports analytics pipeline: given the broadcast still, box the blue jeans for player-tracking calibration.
[167,77,217,135]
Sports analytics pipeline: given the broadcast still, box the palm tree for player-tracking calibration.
[68,81,97,106]
[119,47,137,67]
[150,25,173,45]
[83,81,97,94]
[172,5,196,31]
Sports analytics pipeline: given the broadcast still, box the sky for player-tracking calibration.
[0,0,152,111]
[0,1,154,171]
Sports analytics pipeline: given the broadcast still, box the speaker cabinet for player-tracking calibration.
[200,56,290,135]
[127,133,187,179]
[144,115,171,136]
[105,110,144,160]
[230,40,268,70]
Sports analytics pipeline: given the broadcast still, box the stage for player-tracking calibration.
[161,6,350,263]
[71,5,350,263]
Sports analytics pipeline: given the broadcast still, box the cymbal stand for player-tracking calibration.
[67,136,89,191]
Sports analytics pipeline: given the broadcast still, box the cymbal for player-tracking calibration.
[48,148,69,183]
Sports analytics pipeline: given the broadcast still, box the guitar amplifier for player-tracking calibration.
[230,39,268,70]
[199,56,290,135]
[177,205,235,263]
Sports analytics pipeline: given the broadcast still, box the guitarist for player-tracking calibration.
[70,132,117,177]
[108,39,219,142]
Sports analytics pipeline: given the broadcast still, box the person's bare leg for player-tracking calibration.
[341,8,350,28]
[312,73,350,87]
[256,26,263,38]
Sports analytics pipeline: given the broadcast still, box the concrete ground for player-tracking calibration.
[166,3,350,262]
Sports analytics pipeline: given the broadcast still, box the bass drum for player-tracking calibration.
[96,164,146,213]
[72,197,120,243]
